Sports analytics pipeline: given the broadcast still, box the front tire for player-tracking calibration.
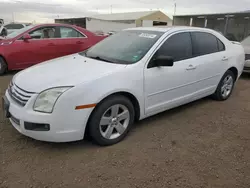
[89,95,135,146]
[212,70,235,101]
[0,56,7,75]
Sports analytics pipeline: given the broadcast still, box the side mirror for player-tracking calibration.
[23,33,32,41]
[153,55,174,67]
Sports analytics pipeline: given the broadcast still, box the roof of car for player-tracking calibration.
[31,23,79,27]
[125,26,216,33]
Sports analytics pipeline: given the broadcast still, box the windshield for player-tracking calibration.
[241,36,250,46]
[80,30,164,64]
[6,25,34,39]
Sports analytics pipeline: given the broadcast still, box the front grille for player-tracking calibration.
[8,84,35,106]
[245,54,250,60]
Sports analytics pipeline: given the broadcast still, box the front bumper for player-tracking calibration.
[4,90,92,142]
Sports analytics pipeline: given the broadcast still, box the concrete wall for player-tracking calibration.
[173,17,190,26]
[142,20,153,27]
[86,18,136,33]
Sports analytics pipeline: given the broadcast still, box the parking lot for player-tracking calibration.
[0,73,250,188]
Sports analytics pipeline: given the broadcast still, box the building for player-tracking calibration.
[55,11,172,33]
[173,10,250,41]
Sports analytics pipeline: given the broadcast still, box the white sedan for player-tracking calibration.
[241,35,250,73]
[3,27,245,146]
[4,23,29,34]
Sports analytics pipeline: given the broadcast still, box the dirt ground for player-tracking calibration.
[1,73,250,188]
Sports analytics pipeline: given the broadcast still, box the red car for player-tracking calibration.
[0,23,106,75]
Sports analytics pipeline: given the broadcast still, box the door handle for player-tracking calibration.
[186,64,196,70]
[48,43,55,46]
[222,56,229,61]
[76,41,84,44]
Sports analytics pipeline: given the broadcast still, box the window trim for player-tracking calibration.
[145,30,227,69]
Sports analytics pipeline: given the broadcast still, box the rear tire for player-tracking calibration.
[0,56,7,75]
[89,95,135,146]
[212,70,235,101]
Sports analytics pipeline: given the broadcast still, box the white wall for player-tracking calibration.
[142,20,153,27]
[86,18,136,33]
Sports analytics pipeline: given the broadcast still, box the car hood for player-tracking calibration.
[13,54,127,93]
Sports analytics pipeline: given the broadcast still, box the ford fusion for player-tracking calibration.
[3,27,245,146]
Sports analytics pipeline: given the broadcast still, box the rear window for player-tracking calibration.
[5,24,24,30]
[217,39,225,51]
[191,32,221,56]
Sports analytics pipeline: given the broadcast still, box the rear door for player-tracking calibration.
[54,26,90,57]
[190,31,227,91]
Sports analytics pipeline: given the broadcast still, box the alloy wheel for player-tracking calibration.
[99,104,130,140]
[221,75,234,98]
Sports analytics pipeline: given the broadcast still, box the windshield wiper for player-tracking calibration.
[87,55,115,63]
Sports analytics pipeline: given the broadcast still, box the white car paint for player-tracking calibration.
[4,26,245,143]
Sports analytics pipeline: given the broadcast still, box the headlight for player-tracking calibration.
[33,87,72,113]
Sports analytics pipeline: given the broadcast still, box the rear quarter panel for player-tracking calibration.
[226,41,245,79]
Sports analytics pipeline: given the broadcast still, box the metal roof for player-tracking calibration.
[90,11,161,21]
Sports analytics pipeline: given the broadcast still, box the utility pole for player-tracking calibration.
[110,5,113,14]
[172,1,177,25]
[12,12,15,23]
[174,2,177,16]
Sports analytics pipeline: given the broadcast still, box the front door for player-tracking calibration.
[8,26,58,68]
[144,32,200,115]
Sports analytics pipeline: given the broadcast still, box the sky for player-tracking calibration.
[0,0,250,23]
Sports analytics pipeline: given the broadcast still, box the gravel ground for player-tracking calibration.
[1,73,250,188]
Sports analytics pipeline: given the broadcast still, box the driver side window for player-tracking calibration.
[156,32,193,62]
[28,27,57,39]
[147,32,192,68]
